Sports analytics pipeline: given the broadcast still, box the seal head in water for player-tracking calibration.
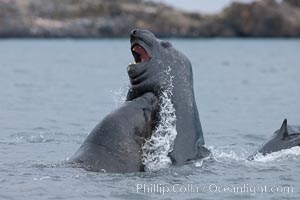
[69,92,158,173]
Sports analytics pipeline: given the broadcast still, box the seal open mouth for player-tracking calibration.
[131,44,150,64]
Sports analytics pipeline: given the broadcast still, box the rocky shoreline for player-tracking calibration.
[1,0,300,38]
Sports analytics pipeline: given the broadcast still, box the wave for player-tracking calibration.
[250,146,300,163]
[12,132,55,143]
[195,146,300,167]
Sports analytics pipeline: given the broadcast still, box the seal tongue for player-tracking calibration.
[132,45,149,63]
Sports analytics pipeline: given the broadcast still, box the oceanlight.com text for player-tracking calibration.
[131,183,294,195]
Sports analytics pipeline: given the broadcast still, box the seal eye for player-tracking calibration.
[160,41,172,48]
[131,45,150,64]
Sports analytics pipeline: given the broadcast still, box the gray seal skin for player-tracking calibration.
[248,119,300,160]
[69,92,158,173]
[127,29,209,165]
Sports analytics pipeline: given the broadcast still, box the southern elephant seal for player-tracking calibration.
[127,29,209,165]
[69,92,158,173]
[248,119,300,160]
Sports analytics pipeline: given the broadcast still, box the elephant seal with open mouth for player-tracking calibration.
[127,29,209,165]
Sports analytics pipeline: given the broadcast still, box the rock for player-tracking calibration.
[218,0,300,37]
[284,0,300,7]
[0,0,300,38]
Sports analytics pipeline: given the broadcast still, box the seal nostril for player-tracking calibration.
[131,29,139,36]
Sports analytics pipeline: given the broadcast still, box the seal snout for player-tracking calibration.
[130,29,138,37]
[130,29,141,45]
[130,29,146,40]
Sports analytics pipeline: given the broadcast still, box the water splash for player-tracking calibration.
[198,146,300,165]
[194,156,212,168]
[251,146,300,162]
[13,132,54,143]
[112,85,129,107]
[142,67,177,172]
[205,146,248,162]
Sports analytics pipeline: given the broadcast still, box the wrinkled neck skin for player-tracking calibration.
[127,31,206,164]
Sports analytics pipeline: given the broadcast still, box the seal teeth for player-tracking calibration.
[131,44,149,64]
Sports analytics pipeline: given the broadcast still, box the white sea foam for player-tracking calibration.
[142,67,178,172]
[207,146,248,162]
[198,145,300,165]
[251,146,300,163]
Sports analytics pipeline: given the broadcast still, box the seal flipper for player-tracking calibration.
[278,118,288,139]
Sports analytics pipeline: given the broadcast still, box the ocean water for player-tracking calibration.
[0,39,300,200]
